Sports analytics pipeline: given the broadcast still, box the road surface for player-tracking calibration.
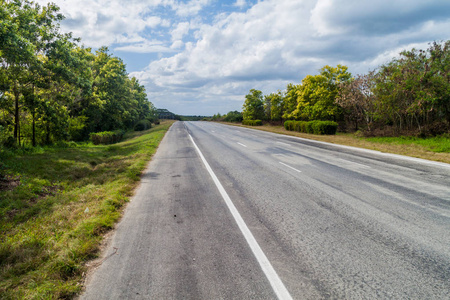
[82,121,450,299]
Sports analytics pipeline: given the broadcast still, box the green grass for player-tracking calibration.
[363,135,450,153]
[0,121,174,299]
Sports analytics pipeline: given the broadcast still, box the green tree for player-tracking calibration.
[242,89,264,121]
[224,110,243,122]
[265,91,284,122]
[282,83,299,120]
[293,65,351,121]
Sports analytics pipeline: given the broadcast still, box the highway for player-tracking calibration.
[82,121,450,299]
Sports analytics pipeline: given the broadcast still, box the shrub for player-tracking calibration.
[242,120,263,126]
[224,111,243,123]
[314,121,338,135]
[284,120,294,130]
[305,121,315,134]
[90,130,125,145]
[134,120,152,131]
[284,120,338,135]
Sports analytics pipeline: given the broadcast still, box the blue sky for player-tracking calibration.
[36,0,450,116]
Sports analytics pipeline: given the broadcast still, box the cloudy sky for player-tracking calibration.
[36,0,450,115]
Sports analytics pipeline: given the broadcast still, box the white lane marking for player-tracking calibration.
[276,141,290,147]
[279,162,302,173]
[237,142,248,148]
[189,134,293,300]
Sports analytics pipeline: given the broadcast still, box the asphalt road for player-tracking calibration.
[82,121,450,299]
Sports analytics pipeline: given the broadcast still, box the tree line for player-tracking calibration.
[0,0,157,147]
[242,41,449,136]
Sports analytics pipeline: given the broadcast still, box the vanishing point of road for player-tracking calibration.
[82,121,450,299]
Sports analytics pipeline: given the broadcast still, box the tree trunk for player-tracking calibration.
[32,110,36,147]
[13,81,20,143]
[32,85,36,147]
[46,122,50,145]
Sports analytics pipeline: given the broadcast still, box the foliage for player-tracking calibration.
[134,119,152,131]
[336,72,377,131]
[292,65,351,121]
[0,1,155,148]
[284,120,338,135]
[265,91,284,121]
[242,119,262,126]
[337,41,450,135]
[89,130,124,145]
[245,41,450,137]
[242,89,264,121]
[223,110,243,122]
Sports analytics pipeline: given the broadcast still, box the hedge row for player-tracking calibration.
[242,120,263,126]
[284,120,338,135]
[90,130,125,145]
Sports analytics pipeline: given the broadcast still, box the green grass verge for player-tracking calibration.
[0,121,174,299]
[363,135,450,153]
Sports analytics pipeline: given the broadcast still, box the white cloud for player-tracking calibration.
[115,40,174,53]
[34,0,450,115]
[170,40,185,49]
[171,22,190,41]
[233,0,247,9]
[172,0,211,17]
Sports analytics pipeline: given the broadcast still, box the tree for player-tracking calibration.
[0,1,156,146]
[282,83,299,120]
[293,65,351,121]
[265,91,284,122]
[336,71,377,131]
[224,110,243,122]
[242,89,264,121]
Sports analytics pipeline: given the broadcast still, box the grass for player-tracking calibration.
[0,120,174,299]
[223,122,450,164]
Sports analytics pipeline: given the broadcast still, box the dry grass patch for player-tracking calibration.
[224,122,450,164]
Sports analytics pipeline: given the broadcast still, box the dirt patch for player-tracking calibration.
[0,175,20,191]
[38,185,63,198]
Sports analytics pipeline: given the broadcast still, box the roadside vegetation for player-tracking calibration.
[238,41,449,139]
[0,2,171,297]
[1,0,158,149]
[0,121,174,299]
[209,41,450,163]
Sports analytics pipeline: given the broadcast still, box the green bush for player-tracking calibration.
[224,111,243,123]
[90,130,125,145]
[242,120,262,126]
[305,121,315,134]
[284,120,338,135]
[134,120,152,131]
[284,120,293,130]
[314,121,338,135]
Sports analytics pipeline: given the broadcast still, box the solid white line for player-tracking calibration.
[188,134,293,300]
[279,162,302,173]
[237,142,248,148]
